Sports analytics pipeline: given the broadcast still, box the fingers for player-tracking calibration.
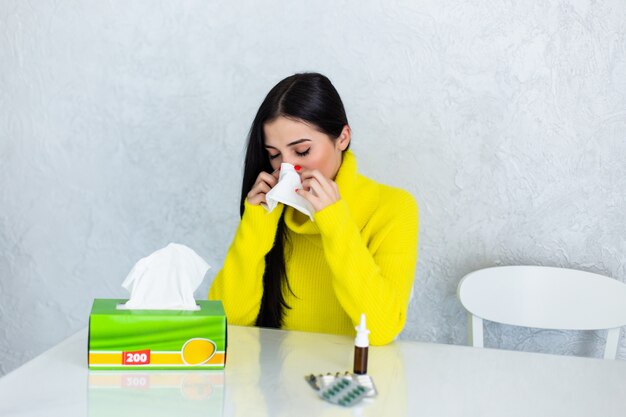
[296,169,340,212]
[299,170,337,197]
[259,171,279,187]
[246,171,279,206]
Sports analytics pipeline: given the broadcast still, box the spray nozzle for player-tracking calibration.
[354,313,370,348]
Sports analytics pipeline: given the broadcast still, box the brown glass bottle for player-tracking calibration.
[353,345,368,374]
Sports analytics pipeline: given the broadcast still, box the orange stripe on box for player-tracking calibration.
[89,352,120,365]
[89,351,225,366]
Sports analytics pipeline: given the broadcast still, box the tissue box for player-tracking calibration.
[88,299,227,370]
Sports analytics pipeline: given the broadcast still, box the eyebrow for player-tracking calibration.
[264,138,311,150]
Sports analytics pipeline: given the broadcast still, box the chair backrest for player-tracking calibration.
[457,266,626,359]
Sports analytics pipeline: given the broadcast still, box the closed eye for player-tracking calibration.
[296,148,310,157]
[268,153,280,160]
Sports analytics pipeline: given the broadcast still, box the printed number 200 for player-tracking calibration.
[123,350,150,365]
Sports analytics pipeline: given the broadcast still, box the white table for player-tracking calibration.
[1,325,625,417]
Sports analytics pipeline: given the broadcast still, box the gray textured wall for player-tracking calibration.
[1,0,625,376]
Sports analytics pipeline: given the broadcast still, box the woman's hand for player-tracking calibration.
[296,169,341,212]
[246,169,280,206]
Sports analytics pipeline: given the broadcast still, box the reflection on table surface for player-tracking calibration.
[1,324,626,417]
[88,371,224,417]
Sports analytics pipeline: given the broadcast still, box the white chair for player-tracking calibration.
[457,266,626,359]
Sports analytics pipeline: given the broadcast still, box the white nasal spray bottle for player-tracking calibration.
[353,313,370,374]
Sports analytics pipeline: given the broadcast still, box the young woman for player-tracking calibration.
[209,73,418,345]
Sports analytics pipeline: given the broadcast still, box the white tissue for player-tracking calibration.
[263,163,315,221]
[120,243,210,310]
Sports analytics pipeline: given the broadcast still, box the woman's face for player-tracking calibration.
[263,116,350,179]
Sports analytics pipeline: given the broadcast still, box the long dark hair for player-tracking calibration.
[241,73,349,328]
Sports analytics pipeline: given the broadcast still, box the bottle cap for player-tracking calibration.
[354,313,370,348]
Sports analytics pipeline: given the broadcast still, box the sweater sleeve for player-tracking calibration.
[313,190,418,345]
[208,201,283,325]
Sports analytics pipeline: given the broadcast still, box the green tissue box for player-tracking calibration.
[88,299,227,370]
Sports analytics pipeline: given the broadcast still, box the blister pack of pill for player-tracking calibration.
[318,376,368,407]
[304,372,377,406]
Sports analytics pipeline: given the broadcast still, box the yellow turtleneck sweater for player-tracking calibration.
[209,151,418,345]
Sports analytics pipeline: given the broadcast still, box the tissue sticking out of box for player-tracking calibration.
[119,243,210,310]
